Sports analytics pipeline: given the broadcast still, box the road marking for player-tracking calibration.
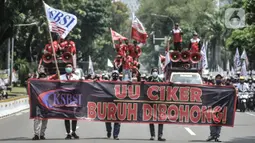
[184,127,196,136]
[15,113,22,116]
[16,109,29,116]
[246,112,255,117]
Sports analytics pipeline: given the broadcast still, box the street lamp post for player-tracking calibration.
[151,13,175,29]
[7,22,38,86]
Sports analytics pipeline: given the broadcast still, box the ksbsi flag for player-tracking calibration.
[131,13,148,43]
[43,1,77,39]
[110,28,127,41]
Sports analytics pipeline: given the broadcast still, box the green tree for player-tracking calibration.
[226,0,255,69]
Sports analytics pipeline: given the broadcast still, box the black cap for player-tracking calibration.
[215,74,223,79]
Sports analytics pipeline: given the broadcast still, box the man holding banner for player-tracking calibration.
[59,64,80,139]
[206,74,224,142]
[105,70,121,140]
[147,68,166,141]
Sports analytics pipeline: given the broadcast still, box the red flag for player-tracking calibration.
[131,13,148,43]
[110,28,127,41]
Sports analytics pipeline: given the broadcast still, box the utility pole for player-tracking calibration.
[7,38,10,80]
[10,37,14,86]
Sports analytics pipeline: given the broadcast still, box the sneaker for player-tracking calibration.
[71,132,79,139]
[158,137,166,141]
[150,136,155,140]
[32,135,40,140]
[40,136,46,140]
[114,136,119,140]
[107,132,111,138]
[206,136,215,141]
[215,138,222,142]
[65,134,72,139]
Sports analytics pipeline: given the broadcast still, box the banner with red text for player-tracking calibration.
[28,79,237,126]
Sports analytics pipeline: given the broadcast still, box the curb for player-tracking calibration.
[0,97,29,118]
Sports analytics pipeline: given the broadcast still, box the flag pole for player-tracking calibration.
[42,0,60,79]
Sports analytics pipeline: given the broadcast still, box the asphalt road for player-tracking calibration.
[0,111,255,143]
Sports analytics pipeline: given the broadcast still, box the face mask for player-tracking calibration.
[215,80,222,85]
[65,67,73,74]
[152,72,158,77]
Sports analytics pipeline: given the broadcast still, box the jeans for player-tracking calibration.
[34,119,48,136]
[210,126,222,138]
[123,69,131,81]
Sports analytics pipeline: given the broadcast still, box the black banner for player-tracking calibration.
[28,79,237,126]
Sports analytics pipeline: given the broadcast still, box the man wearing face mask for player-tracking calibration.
[237,76,250,92]
[147,68,165,141]
[105,70,121,140]
[206,74,223,142]
[60,64,80,139]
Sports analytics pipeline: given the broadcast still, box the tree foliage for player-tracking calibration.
[0,0,129,75]
[226,0,255,69]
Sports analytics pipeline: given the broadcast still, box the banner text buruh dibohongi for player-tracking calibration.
[28,79,237,126]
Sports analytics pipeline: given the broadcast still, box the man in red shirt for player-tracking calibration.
[44,40,58,54]
[59,40,76,55]
[189,32,201,52]
[123,39,131,55]
[171,23,183,52]
[115,39,126,57]
[128,41,142,61]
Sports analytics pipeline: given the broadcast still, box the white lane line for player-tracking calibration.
[21,110,29,113]
[15,112,23,116]
[16,109,29,116]
[246,112,255,117]
[184,127,196,136]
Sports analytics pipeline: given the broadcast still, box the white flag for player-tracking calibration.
[107,59,113,67]
[241,61,247,76]
[88,56,94,75]
[43,1,77,39]
[234,48,241,71]
[241,49,249,67]
[231,66,235,76]
[201,41,208,69]
[226,60,230,71]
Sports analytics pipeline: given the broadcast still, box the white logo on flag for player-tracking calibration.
[43,2,77,39]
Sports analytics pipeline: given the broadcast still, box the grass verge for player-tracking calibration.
[0,95,27,103]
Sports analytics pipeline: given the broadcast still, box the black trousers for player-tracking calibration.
[210,126,222,138]
[174,42,182,52]
[105,122,120,137]
[149,124,163,137]
[65,120,77,134]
